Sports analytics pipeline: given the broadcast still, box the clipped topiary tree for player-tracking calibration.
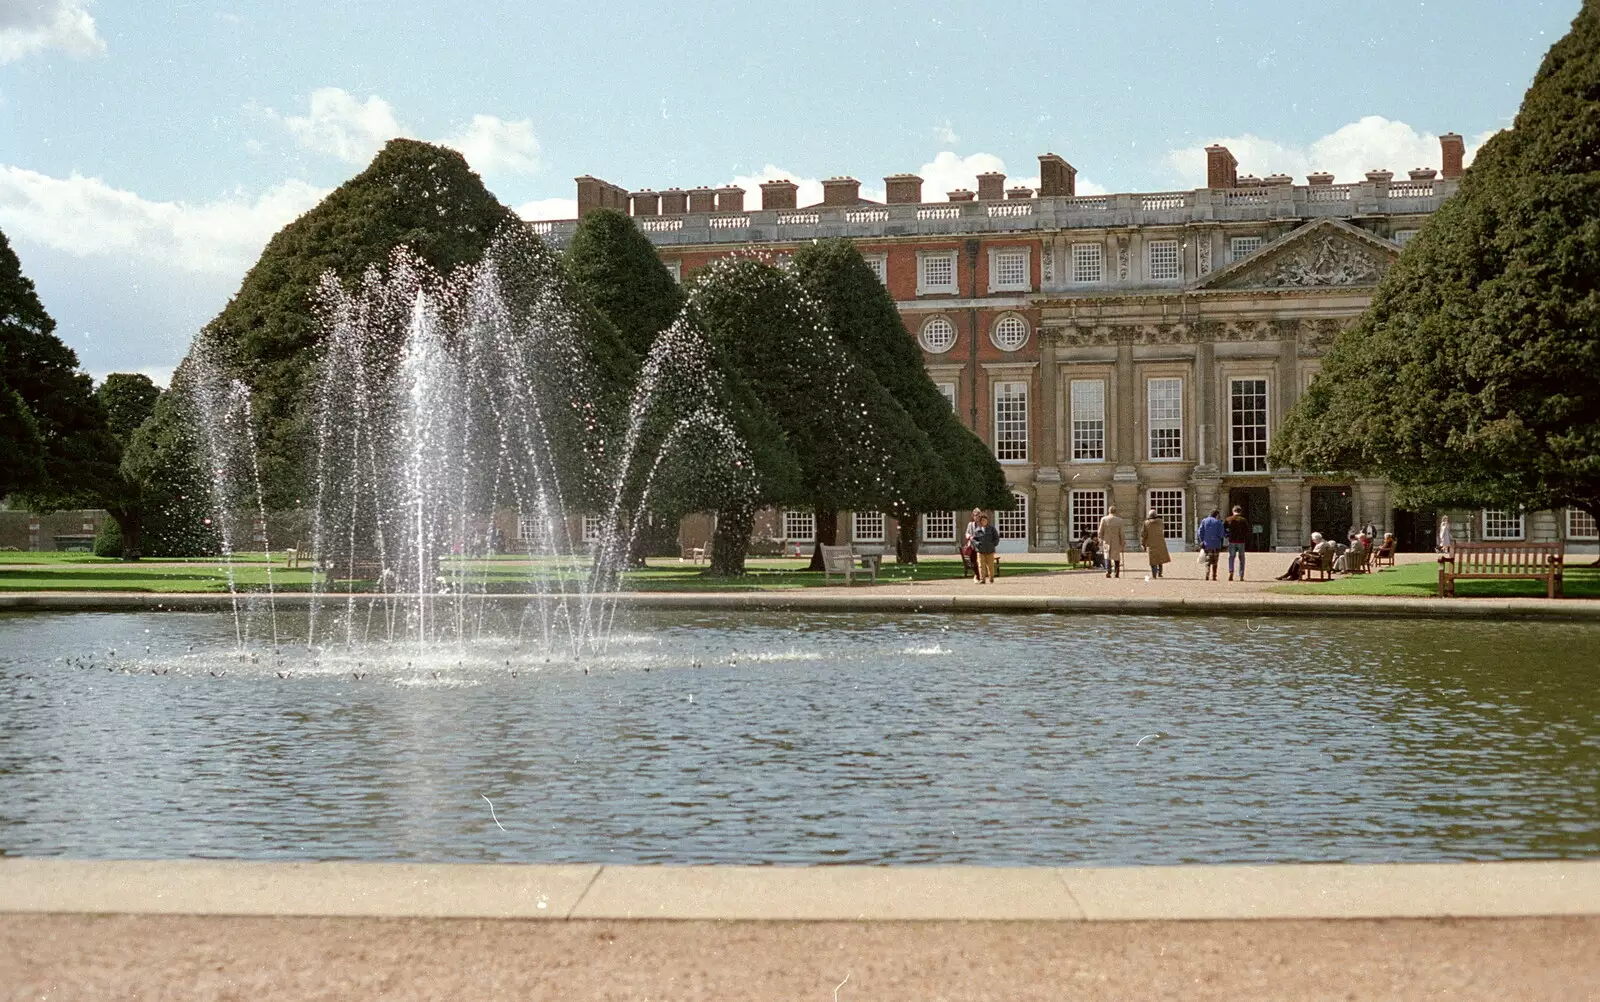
[1274,2,1600,530]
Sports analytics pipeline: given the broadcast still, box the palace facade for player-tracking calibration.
[537,134,1599,555]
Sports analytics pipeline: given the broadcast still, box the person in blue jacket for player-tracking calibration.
[971,513,1000,584]
[1197,508,1226,581]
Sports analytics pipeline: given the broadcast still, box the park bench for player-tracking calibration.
[1374,540,1396,569]
[819,544,883,584]
[853,544,885,580]
[1303,547,1334,581]
[1438,542,1564,598]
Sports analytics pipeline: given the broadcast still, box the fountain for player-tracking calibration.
[184,237,751,660]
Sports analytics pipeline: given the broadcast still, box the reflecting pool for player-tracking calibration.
[1,610,1595,865]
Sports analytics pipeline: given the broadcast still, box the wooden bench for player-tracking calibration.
[1374,541,1396,569]
[853,545,885,581]
[819,544,858,584]
[1439,543,1563,598]
[1302,548,1333,581]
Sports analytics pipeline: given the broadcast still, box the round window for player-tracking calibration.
[919,316,957,354]
[991,314,1030,351]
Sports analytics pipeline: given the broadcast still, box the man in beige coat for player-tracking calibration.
[1140,509,1172,578]
[1097,506,1126,578]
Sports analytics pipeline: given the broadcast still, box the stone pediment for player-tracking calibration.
[1197,218,1400,290]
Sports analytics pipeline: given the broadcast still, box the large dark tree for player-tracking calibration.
[88,373,162,558]
[690,257,910,574]
[1274,2,1600,527]
[0,227,120,508]
[791,239,1011,563]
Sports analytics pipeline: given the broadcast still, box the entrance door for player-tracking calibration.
[1310,486,1353,543]
[1227,486,1273,551]
[1392,508,1437,552]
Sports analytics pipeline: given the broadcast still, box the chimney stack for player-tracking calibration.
[884,173,924,204]
[1038,153,1077,197]
[630,189,660,216]
[1205,145,1238,189]
[1440,133,1465,179]
[575,176,629,216]
[1263,173,1293,186]
[1408,168,1438,181]
[1306,172,1335,186]
[976,171,1006,201]
[715,186,745,213]
[822,177,861,205]
[1006,186,1034,199]
[1365,169,1394,184]
[760,179,799,210]
[947,189,976,201]
[688,187,716,213]
[660,188,688,215]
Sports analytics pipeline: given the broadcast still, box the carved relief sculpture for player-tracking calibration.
[1238,233,1388,288]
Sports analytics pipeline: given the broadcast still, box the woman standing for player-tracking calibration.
[961,508,982,581]
[1140,509,1171,578]
[1436,514,1454,552]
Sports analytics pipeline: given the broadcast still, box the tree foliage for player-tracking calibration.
[565,207,686,363]
[1274,2,1600,520]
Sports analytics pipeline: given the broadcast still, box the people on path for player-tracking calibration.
[1437,514,1453,552]
[970,513,999,584]
[1223,506,1251,581]
[1197,508,1225,581]
[1140,509,1171,578]
[1098,506,1126,579]
[961,508,982,581]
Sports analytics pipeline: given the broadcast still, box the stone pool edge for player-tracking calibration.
[1,859,1596,922]
[3,590,1600,620]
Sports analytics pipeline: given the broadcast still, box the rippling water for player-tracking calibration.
[0,610,1596,865]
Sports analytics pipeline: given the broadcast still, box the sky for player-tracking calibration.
[0,0,1582,385]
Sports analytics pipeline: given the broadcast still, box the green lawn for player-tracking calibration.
[0,552,1075,593]
[1270,558,1600,599]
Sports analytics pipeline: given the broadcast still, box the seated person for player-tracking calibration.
[1279,532,1335,580]
[1377,532,1397,561]
[1080,532,1102,568]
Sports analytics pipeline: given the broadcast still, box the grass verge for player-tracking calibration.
[1269,558,1599,599]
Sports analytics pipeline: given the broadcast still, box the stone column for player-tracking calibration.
[1112,336,1139,550]
[1193,333,1218,472]
[1271,476,1305,551]
[1356,477,1388,533]
[1034,328,1064,552]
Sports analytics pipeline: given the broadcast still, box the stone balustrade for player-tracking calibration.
[530,179,1458,249]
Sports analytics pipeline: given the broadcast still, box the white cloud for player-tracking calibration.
[0,0,104,63]
[515,197,577,221]
[933,120,959,146]
[277,87,409,165]
[445,114,539,176]
[1164,116,1500,187]
[719,152,1103,211]
[0,165,328,273]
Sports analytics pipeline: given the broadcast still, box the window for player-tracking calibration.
[1229,378,1270,473]
[1070,489,1107,541]
[922,510,957,543]
[1147,377,1183,460]
[1569,509,1599,540]
[1147,239,1181,281]
[516,513,544,543]
[1148,489,1185,539]
[918,250,958,294]
[919,315,957,354]
[994,381,1029,462]
[1394,230,1419,247]
[581,514,604,543]
[664,260,682,283]
[997,493,1028,541]
[1229,236,1263,262]
[1482,510,1525,540]
[782,509,816,542]
[990,313,1030,351]
[1071,243,1103,284]
[852,511,885,542]
[989,247,1029,291]
[1068,379,1105,461]
[936,382,957,411]
[864,253,887,282]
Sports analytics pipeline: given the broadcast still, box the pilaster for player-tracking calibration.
[1271,476,1306,550]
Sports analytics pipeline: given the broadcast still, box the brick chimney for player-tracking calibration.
[1306,172,1335,186]
[1206,145,1238,189]
[822,177,861,205]
[884,173,923,204]
[688,187,716,213]
[630,190,659,216]
[575,176,629,216]
[947,189,976,201]
[1408,168,1439,181]
[1038,153,1077,197]
[1006,186,1034,199]
[715,186,745,212]
[976,171,1006,201]
[1440,133,1465,179]
[660,188,688,215]
[760,179,798,210]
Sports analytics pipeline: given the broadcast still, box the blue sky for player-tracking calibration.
[0,0,1581,382]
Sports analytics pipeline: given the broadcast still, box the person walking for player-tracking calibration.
[1223,505,1251,581]
[971,512,999,584]
[1098,505,1126,579]
[961,508,982,581]
[1197,508,1226,581]
[1140,509,1171,578]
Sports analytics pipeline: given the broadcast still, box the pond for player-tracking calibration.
[0,610,1595,865]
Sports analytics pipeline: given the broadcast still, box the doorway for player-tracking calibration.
[1392,508,1438,552]
[1310,486,1354,543]
[1227,486,1272,551]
